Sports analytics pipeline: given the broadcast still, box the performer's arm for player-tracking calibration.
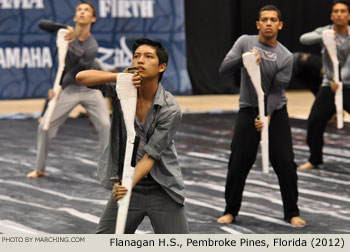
[76,70,118,86]
[38,20,67,34]
[76,70,142,88]
[113,153,155,201]
[266,54,293,115]
[114,108,181,201]
[300,27,324,45]
[219,35,246,76]
[265,80,289,115]
[77,70,142,102]
[132,154,155,187]
[123,106,181,182]
[144,108,182,160]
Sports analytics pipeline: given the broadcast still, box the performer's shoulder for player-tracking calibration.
[314,24,333,33]
[239,34,256,39]
[159,88,181,114]
[236,34,257,43]
[276,41,292,56]
[165,91,180,108]
[232,35,257,51]
[84,35,98,49]
[89,35,99,47]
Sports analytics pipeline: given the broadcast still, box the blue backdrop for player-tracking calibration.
[0,0,191,100]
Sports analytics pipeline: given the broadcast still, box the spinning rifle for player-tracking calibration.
[41,28,69,130]
[322,29,343,129]
[242,52,269,173]
[110,68,139,234]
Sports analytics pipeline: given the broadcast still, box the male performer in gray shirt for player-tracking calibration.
[299,0,350,170]
[76,38,189,234]
[217,5,306,226]
[27,2,110,178]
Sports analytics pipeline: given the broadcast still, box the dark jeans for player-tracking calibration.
[224,106,300,221]
[307,86,350,165]
[96,178,189,234]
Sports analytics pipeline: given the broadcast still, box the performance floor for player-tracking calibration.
[0,112,349,234]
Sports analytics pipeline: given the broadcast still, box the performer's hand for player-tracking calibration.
[255,118,264,132]
[65,25,75,44]
[332,28,338,40]
[112,184,128,201]
[255,115,270,131]
[249,49,261,64]
[122,66,142,88]
[331,80,339,92]
[48,89,55,100]
[132,72,143,88]
[299,53,310,62]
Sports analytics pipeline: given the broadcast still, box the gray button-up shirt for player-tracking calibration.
[94,82,185,205]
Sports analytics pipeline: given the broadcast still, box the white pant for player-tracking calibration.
[35,85,110,172]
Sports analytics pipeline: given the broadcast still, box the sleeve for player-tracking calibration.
[275,53,293,84]
[266,80,289,115]
[299,27,324,45]
[340,44,350,82]
[219,35,246,76]
[266,54,293,115]
[38,20,67,35]
[144,107,182,160]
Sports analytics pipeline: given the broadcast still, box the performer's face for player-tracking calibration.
[74,3,96,25]
[256,10,283,40]
[132,45,166,80]
[331,3,350,27]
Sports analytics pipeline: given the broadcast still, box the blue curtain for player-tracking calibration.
[0,0,191,99]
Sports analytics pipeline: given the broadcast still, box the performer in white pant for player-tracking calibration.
[27,2,110,178]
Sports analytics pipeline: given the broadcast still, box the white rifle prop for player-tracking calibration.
[41,28,70,130]
[322,29,343,129]
[242,52,269,173]
[111,70,138,234]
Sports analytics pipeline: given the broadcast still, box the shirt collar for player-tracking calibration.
[153,83,167,107]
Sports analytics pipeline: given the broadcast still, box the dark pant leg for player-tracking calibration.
[96,187,146,234]
[145,182,189,234]
[96,195,119,234]
[343,87,350,114]
[269,106,299,220]
[224,108,260,216]
[307,87,336,165]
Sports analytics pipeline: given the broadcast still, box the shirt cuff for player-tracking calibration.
[144,145,161,160]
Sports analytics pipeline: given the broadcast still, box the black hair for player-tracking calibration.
[132,38,169,82]
[332,0,350,12]
[258,4,282,21]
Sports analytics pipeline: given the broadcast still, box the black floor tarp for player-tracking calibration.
[0,113,349,234]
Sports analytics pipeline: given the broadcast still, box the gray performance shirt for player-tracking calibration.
[37,20,98,89]
[300,25,350,87]
[219,35,293,115]
[61,36,98,89]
